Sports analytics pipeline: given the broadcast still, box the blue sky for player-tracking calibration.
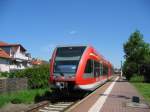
[0,0,150,68]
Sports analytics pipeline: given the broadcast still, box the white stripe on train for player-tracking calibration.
[77,78,107,91]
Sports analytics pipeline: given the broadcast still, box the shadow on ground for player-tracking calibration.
[99,93,131,100]
[34,90,90,103]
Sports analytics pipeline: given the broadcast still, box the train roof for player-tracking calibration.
[55,45,88,48]
[54,45,112,66]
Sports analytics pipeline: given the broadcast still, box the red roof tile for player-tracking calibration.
[0,41,26,51]
[31,60,43,65]
[0,41,9,45]
[0,48,10,59]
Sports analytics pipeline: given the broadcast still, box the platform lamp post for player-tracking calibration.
[121,60,123,78]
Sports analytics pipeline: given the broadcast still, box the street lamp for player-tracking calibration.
[121,60,122,78]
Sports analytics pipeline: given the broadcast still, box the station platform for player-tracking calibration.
[67,76,150,112]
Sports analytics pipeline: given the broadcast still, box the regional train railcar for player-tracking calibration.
[49,45,113,91]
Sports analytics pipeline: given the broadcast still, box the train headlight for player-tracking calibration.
[69,76,75,79]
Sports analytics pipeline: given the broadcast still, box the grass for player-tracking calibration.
[0,88,50,108]
[132,83,150,104]
[130,75,150,104]
[129,74,144,82]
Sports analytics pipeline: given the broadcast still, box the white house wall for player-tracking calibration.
[0,58,10,72]
[13,46,28,60]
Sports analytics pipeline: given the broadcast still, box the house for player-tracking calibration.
[31,58,43,65]
[0,48,10,72]
[0,41,32,72]
[31,58,49,66]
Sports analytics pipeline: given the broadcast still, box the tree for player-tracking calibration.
[123,30,150,81]
[140,45,150,82]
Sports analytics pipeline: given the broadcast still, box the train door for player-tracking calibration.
[84,59,94,78]
[94,61,100,81]
[103,65,108,79]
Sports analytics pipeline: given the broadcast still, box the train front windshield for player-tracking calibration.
[54,46,86,74]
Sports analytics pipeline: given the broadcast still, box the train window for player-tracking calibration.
[56,46,86,59]
[94,61,100,77]
[84,59,93,73]
[103,65,108,75]
[54,60,78,73]
[100,63,103,75]
[54,46,86,74]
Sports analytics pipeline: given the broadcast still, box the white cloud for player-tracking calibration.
[69,30,77,35]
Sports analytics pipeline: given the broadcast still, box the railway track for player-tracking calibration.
[25,90,89,112]
[38,101,75,112]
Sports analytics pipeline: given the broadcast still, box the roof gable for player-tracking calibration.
[0,41,26,51]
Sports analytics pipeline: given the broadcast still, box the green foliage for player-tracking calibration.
[123,61,137,80]
[0,72,10,77]
[124,31,145,61]
[123,30,150,81]
[22,64,49,88]
[141,64,150,82]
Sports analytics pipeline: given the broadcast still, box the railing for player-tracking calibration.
[13,53,30,60]
[9,65,25,71]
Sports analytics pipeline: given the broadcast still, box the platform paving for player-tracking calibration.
[68,76,150,112]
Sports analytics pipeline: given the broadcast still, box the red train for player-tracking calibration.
[49,45,113,91]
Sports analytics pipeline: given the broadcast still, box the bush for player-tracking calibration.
[0,72,10,77]
[25,64,50,88]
